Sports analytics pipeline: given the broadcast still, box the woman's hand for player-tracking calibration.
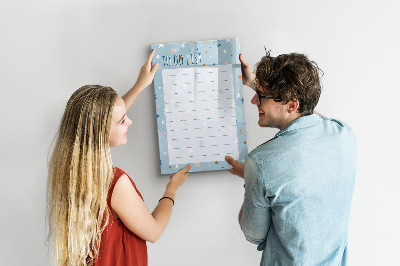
[135,49,159,91]
[167,164,191,192]
[239,54,257,90]
[225,156,244,178]
[123,49,159,112]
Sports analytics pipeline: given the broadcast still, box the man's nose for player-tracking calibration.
[251,94,259,105]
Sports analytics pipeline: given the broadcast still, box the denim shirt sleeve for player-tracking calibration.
[239,154,271,250]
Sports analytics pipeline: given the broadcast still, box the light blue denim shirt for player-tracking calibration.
[240,114,357,266]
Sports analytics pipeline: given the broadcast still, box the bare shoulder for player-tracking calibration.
[115,173,133,188]
[111,174,141,209]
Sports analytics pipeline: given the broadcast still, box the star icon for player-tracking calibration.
[181,44,185,48]
[156,55,160,59]
[237,93,241,98]
[175,164,179,169]
[194,162,200,167]
[171,48,177,53]
[226,39,231,42]
[224,49,227,53]
[159,44,164,48]
[162,120,165,124]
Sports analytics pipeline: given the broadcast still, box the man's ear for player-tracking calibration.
[288,100,299,113]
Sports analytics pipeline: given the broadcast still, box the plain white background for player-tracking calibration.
[1,0,399,265]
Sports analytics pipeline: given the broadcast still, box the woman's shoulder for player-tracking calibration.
[111,167,143,199]
[113,166,127,178]
[108,167,130,202]
[111,167,135,190]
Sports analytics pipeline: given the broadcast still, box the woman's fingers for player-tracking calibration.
[179,164,191,174]
[151,62,158,75]
[184,164,191,171]
[147,49,156,65]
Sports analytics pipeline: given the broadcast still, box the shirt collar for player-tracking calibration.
[275,114,322,138]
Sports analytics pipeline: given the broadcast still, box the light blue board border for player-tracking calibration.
[151,38,248,175]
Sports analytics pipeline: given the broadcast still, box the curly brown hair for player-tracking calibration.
[255,51,322,115]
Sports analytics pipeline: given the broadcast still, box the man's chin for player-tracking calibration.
[258,117,266,127]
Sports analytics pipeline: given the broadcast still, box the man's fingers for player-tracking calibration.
[225,156,238,167]
[239,54,248,67]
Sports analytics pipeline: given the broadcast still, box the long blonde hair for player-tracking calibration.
[47,85,118,265]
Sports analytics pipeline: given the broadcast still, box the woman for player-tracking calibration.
[47,50,191,266]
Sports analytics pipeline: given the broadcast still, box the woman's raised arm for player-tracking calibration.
[122,49,159,112]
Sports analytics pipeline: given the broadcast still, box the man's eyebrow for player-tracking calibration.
[117,114,126,124]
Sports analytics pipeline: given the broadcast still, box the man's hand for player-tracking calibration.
[225,156,245,178]
[239,54,257,90]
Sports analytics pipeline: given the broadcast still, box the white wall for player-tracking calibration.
[1,0,399,265]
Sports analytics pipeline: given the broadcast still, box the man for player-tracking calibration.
[226,52,357,265]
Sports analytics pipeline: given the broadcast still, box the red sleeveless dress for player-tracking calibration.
[94,167,148,266]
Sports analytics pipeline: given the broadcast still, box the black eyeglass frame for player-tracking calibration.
[255,90,281,105]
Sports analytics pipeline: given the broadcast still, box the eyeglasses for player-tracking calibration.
[255,90,281,105]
